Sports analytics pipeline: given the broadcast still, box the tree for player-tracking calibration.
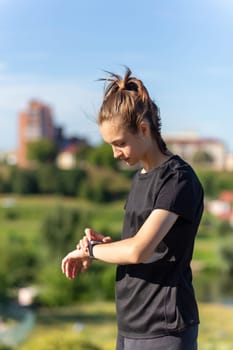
[87,143,117,169]
[0,233,40,297]
[56,168,87,196]
[39,206,81,259]
[36,165,58,193]
[27,140,58,163]
[10,167,38,194]
[37,206,89,305]
[219,236,233,274]
[75,144,94,163]
[192,151,214,166]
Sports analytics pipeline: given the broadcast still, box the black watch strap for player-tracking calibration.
[88,240,102,259]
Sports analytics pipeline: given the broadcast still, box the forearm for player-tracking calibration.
[91,237,139,264]
[91,210,178,264]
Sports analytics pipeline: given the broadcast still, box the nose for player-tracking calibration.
[112,145,122,159]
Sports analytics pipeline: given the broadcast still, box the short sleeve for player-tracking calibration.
[154,170,201,222]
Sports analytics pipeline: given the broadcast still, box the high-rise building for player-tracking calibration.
[18,100,55,167]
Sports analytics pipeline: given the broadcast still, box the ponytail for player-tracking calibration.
[98,67,168,155]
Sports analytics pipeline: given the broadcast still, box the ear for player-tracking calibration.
[139,121,150,137]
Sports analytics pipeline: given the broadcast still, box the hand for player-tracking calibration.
[77,227,112,252]
[61,249,88,279]
[76,228,112,272]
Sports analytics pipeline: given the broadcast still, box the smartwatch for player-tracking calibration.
[88,240,102,259]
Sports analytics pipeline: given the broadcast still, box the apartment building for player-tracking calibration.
[18,100,55,167]
[164,131,227,170]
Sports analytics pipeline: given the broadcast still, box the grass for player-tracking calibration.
[20,302,117,350]
[0,195,232,349]
[17,301,233,350]
[0,194,124,241]
[198,303,233,350]
[193,235,223,271]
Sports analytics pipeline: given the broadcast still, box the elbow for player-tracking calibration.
[128,243,148,264]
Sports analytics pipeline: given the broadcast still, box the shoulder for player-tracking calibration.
[156,156,204,202]
[164,155,202,183]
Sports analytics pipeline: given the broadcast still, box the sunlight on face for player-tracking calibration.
[99,119,146,165]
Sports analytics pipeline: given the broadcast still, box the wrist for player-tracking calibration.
[88,240,103,259]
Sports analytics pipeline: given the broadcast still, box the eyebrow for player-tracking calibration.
[111,138,124,145]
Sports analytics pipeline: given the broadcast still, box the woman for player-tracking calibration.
[61,68,204,350]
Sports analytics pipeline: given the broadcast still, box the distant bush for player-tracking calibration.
[87,142,117,170]
[219,236,233,273]
[9,167,38,194]
[197,169,233,198]
[20,330,101,350]
[3,208,19,220]
[39,206,82,258]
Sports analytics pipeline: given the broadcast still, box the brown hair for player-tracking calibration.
[97,67,168,154]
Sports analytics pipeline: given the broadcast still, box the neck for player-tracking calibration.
[141,141,172,173]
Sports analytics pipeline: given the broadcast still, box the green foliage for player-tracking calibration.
[39,206,81,259]
[197,169,233,198]
[219,236,233,273]
[217,220,233,236]
[75,144,94,162]
[8,165,88,196]
[98,265,115,300]
[192,150,214,166]
[21,330,101,350]
[27,140,58,163]
[37,204,92,305]
[84,178,113,203]
[9,167,38,194]
[37,263,77,306]
[19,302,116,350]
[56,168,87,196]
[0,233,39,291]
[0,346,12,350]
[3,208,19,220]
[36,165,58,194]
[87,143,117,169]
[0,195,124,304]
[0,175,9,193]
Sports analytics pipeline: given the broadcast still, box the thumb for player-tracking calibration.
[84,227,93,240]
[84,227,105,241]
[102,236,112,243]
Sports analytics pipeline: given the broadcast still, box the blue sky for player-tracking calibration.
[0,0,233,152]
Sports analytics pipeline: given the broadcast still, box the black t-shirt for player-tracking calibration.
[116,155,204,339]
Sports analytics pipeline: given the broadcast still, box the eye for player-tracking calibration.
[116,142,125,147]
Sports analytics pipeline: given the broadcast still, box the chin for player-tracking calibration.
[127,159,140,168]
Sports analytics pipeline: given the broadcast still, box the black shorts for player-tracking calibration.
[116,326,198,350]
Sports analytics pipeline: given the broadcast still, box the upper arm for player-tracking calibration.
[132,209,178,263]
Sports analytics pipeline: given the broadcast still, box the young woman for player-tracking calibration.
[61,68,204,350]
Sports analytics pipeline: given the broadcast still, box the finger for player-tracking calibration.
[71,260,81,279]
[81,258,91,272]
[84,227,93,240]
[61,256,68,273]
[80,238,88,252]
[67,260,79,279]
[102,236,112,243]
[64,259,72,279]
[85,228,104,241]
[62,253,74,275]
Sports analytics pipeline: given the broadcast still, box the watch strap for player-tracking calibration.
[88,240,102,259]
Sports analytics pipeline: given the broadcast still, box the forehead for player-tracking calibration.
[99,119,128,144]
